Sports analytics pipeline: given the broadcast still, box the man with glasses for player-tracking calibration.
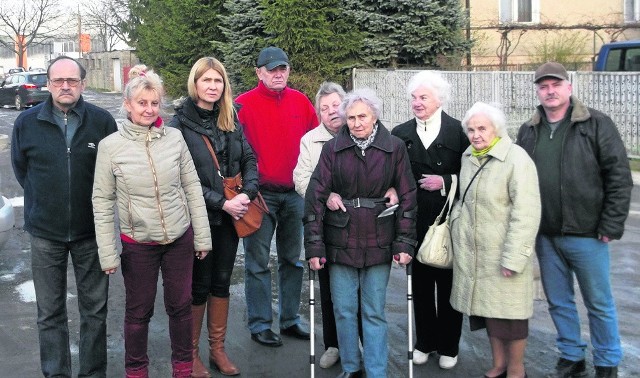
[11,56,117,377]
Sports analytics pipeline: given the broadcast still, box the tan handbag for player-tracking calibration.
[201,135,269,238]
[416,175,457,268]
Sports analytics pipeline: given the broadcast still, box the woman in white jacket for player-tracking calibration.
[450,102,540,378]
[92,65,212,378]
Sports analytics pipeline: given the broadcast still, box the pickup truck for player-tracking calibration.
[594,40,640,71]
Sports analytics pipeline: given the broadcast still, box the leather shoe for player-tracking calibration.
[251,329,283,347]
[336,371,362,378]
[280,324,310,340]
[546,358,587,378]
[595,366,618,378]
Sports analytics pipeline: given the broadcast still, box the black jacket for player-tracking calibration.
[391,112,469,240]
[11,95,118,242]
[304,123,417,267]
[170,97,258,226]
[516,96,632,240]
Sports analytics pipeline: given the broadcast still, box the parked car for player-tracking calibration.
[7,67,26,75]
[0,72,49,110]
[594,40,640,71]
[0,194,14,251]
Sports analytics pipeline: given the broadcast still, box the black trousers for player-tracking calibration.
[192,216,239,304]
[412,260,463,357]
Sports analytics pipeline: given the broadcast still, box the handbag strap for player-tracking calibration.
[461,156,493,205]
[431,175,458,225]
[201,134,223,177]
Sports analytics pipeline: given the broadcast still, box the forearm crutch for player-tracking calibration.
[407,261,414,378]
[309,258,326,378]
[309,266,316,378]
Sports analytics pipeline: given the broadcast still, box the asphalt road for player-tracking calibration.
[0,90,638,377]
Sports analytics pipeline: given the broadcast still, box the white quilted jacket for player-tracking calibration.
[92,119,212,270]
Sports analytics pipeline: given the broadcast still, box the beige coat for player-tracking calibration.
[293,123,335,197]
[450,137,540,319]
[93,119,212,271]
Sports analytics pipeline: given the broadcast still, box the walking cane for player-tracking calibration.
[395,255,414,378]
[309,257,326,378]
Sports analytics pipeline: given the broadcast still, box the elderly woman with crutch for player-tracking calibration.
[304,88,417,378]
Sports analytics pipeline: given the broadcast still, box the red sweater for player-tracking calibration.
[236,81,317,191]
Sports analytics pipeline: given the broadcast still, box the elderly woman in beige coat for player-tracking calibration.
[450,102,540,378]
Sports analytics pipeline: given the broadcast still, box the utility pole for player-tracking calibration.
[78,5,82,58]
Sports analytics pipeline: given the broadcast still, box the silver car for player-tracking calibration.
[0,194,14,250]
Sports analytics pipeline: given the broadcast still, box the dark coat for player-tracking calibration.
[11,96,117,242]
[304,122,417,268]
[392,112,470,240]
[516,96,632,240]
[170,97,258,226]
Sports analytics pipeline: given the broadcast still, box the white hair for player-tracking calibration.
[461,102,508,138]
[406,70,451,106]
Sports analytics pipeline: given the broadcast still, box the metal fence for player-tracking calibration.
[352,69,640,157]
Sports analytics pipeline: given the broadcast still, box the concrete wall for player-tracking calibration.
[80,50,140,93]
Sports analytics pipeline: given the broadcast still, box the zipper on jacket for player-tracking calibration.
[65,112,72,242]
[146,127,169,241]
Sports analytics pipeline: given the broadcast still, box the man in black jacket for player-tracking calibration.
[517,62,632,378]
[11,56,117,378]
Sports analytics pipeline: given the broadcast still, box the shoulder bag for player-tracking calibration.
[416,175,457,268]
[201,135,269,238]
[416,156,493,268]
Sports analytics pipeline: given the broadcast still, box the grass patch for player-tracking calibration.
[630,159,640,172]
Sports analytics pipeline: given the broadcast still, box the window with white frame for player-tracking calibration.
[500,0,540,23]
[625,0,640,22]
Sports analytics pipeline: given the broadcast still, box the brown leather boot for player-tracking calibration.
[207,296,240,376]
[191,304,211,378]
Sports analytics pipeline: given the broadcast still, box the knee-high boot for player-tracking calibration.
[191,304,211,378]
[207,296,240,376]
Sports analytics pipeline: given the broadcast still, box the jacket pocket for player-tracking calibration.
[376,213,396,248]
[323,210,350,248]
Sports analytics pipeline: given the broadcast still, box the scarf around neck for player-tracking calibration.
[471,137,500,156]
[350,122,379,154]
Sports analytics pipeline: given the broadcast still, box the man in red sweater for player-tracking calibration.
[236,46,318,347]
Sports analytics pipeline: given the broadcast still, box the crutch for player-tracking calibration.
[407,261,414,378]
[309,257,326,378]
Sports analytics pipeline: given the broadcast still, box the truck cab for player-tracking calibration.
[594,40,640,71]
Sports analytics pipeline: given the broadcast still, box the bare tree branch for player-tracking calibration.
[81,0,131,51]
[0,0,70,67]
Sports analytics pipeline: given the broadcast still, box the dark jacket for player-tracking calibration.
[304,122,417,268]
[516,96,632,239]
[170,97,258,226]
[11,95,118,242]
[392,112,469,240]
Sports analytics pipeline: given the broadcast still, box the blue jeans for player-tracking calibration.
[30,234,108,378]
[244,189,304,333]
[330,263,390,378]
[536,235,622,367]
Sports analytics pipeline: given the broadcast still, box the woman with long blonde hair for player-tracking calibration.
[170,57,258,377]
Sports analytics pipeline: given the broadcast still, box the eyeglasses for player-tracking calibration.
[49,78,83,87]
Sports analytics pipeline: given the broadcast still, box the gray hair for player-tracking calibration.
[339,88,382,120]
[406,70,451,107]
[315,81,346,118]
[461,101,508,138]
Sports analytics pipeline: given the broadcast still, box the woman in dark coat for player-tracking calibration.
[304,88,417,378]
[170,57,258,377]
[391,71,469,369]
